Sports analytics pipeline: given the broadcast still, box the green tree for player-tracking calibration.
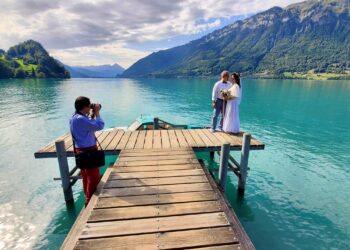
[0,60,14,78]
[31,67,36,77]
[36,72,45,78]
[14,68,26,78]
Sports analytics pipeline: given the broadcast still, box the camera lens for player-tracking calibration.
[90,103,101,109]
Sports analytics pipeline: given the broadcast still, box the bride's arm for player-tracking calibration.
[228,85,240,99]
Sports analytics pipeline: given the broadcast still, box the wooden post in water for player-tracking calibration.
[55,140,74,202]
[238,133,251,192]
[153,117,159,130]
[219,143,230,192]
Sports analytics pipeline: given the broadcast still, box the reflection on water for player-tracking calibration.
[0,78,349,249]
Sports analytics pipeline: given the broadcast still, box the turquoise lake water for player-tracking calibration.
[0,78,349,249]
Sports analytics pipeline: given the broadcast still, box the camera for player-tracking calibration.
[90,103,102,109]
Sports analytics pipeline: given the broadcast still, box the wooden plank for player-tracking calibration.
[175,130,189,147]
[115,131,132,150]
[160,130,170,148]
[64,135,74,151]
[74,227,237,250]
[99,130,118,150]
[120,147,191,154]
[88,202,223,223]
[104,175,208,188]
[143,130,153,149]
[84,212,228,237]
[189,129,206,147]
[196,129,216,147]
[96,131,110,150]
[118,154,196,162]
[37,133,70,153]
[100,183,212,197]
[158,227,238,249]
[107,130,124,150]
[218,131,240,146]
[167,130,180,148]
[152,130,162,149]
[113,163,200,172]
[96,191,218,208]
[114,158,199,167]
[74,233,157,250]
[110,169,205,179]
[182,129,197,147]
[119,150,194,157]
[202,129,223,146]
[125,131,139,149]
[211,130,230,144]
[190,244,242,250]
[134,130,146,149]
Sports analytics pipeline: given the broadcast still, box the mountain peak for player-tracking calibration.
[7,39,49,59]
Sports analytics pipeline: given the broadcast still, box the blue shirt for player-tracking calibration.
[69,113,105,148]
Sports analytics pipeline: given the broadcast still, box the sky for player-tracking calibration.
[0,0,304,68]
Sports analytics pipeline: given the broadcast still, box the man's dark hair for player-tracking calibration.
[75,96,90,111]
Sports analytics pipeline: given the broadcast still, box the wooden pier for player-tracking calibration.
[62,147,254,250]
[34,128,265,250]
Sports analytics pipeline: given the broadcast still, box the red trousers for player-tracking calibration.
[80,168,100,205]
[76,146,101,205]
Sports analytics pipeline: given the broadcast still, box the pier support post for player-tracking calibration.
[238,133,251,192]
[55,140,74,202]
[210,151,215,160]
[219,143,230,192]
[153,117,159,130]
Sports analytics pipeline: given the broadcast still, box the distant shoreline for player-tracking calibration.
[2,73,349,81]
[116,72,350,81]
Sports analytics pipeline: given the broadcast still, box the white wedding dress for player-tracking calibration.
[223,83,242,133]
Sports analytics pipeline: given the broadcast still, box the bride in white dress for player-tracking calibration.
[223,73,242,133]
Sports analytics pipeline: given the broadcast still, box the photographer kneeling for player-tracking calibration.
[70,96,105,206]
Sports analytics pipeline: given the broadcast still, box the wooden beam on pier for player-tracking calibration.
[34,128,264,158]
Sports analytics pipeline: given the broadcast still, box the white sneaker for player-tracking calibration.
[216,128,223,132]
[210,128,215,133]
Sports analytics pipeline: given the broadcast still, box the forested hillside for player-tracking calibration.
[0,40,70,79]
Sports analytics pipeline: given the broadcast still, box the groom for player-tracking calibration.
[211,70,232,132]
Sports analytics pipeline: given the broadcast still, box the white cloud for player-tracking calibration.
[0,0,304,67]
[50,44,149,68]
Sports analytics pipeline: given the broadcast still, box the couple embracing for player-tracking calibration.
[211,70,242,134]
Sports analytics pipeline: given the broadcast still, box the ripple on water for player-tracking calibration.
[0,203,38,249]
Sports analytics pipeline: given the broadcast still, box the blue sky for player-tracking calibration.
[0,0,304,68]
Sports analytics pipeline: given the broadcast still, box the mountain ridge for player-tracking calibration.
[66,63,125,78]
[122,0,350,79]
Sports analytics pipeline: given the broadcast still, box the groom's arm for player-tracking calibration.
[212,82,219,108]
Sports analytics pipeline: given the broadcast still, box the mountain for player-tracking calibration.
[66,64,125,78]
[0,40,70,79]
[122,0,350,79]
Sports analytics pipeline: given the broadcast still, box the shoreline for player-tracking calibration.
[1,73,350,81]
